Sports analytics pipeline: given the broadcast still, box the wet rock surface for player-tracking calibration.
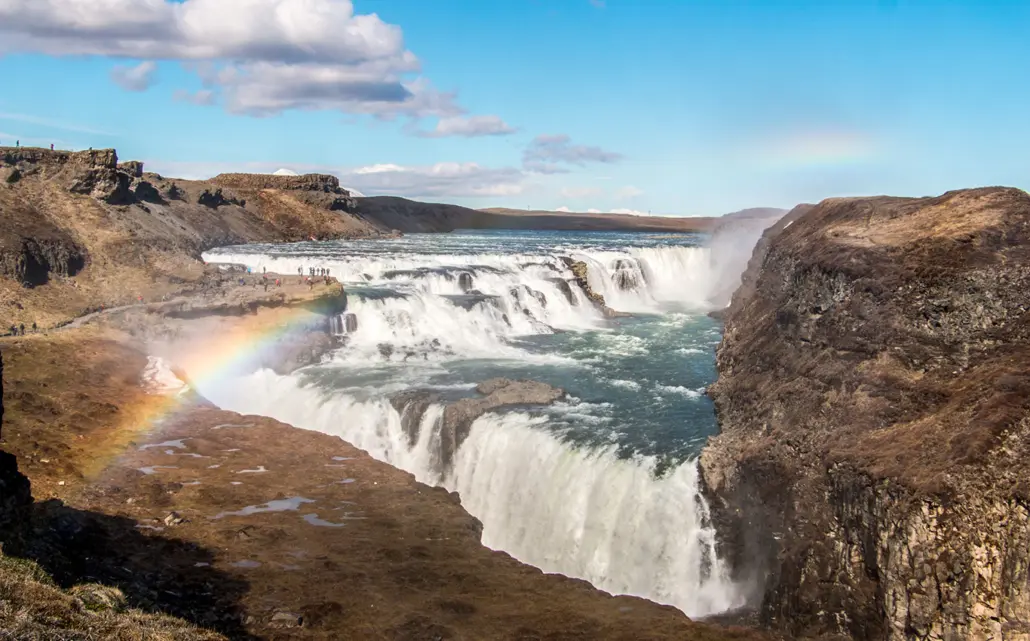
[701,187,1030,640]
[392,378,566,472]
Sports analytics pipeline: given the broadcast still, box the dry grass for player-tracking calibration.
[0,553,226,641]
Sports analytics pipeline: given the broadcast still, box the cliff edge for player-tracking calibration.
[701,187,1030,640]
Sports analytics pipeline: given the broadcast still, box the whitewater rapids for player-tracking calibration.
[198,230,747,617]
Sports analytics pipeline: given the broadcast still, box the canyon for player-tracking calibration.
[3,143,1030,640]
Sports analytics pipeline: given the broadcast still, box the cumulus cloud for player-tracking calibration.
[615,185,644,199]
[0,0,506,131]
[342,162,525,198]
[523,134,622,172]
[414,115,516,138]
[110,60,156,91]
[555,206,571,212]
[609,208,649,216]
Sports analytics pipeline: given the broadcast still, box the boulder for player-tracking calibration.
[198,188,245,209]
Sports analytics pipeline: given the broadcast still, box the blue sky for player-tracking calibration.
[1,0,1028,216]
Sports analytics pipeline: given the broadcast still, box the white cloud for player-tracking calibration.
[522,161,570,175]
[0,0,507,131]
[523,134,622,172]
[110,60,156,91]
[342,162,525,198]
[609,208,649,216]
[555,206,571,212]
[353,163,407,175]
[586,208,602,214]
[559,186,603,199]
[173,88,216,106]
[415,115,516,138]
[615,185,644,199]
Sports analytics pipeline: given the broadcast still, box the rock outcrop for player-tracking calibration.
[568,260,627,318]
[700,187,1030,640]
[0,235,87,287]
[392,379,565,471]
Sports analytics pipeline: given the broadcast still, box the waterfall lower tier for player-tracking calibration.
[198,369,744,618]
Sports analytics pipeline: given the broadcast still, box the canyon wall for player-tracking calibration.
[701,187,1030,640]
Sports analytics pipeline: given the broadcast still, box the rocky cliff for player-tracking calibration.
[700,187,1030,640]
[0,147,393,328]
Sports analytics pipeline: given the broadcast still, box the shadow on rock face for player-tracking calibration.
[14,499,256,640]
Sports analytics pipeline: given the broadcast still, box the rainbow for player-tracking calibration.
[748,129,877,169]
[95,303,334,477]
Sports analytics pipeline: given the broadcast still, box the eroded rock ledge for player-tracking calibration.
[700,187,1030,640]
[392,378,565,471]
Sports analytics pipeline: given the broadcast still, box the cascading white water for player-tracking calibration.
[449,412,739,617]
[196,232,747,618]
[570,246,718,312]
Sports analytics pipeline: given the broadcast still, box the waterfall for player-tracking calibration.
[197,234,745,618]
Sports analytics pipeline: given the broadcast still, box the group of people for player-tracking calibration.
[298,266,331,278]
[294,266,333,290]
[4,140,55,150]
[259,274,283,291]
[7,322,37,336]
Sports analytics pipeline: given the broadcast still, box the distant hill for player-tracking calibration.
[358,198,723,233]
